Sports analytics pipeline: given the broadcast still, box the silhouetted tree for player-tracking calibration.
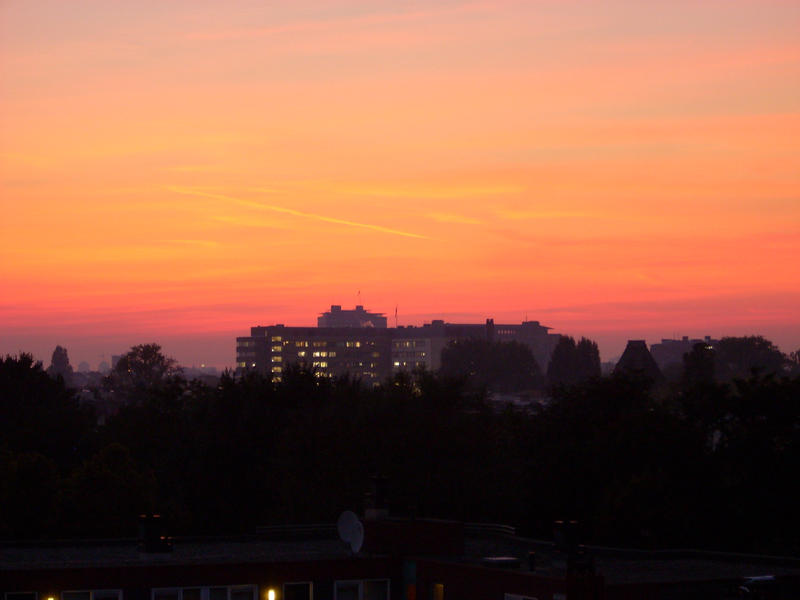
[546,335,577,387]
[0,450,60,538]
[439,339,543,392]
[108,343,183,404]
[682,342,716,387]
[60,443,157,537]
[788,348,800,377]
[0,353,94,468]
[547,336,601,387]
[715,336,786,381]
[575,337,601,380]
[46,345,73,384]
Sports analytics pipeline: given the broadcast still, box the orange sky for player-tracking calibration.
[1,0,799,368]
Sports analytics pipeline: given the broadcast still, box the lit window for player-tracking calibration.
[371,352,380,358]
[313,341,326,347]
[312,361,328,368]
[271,366,282,373]
[271,356,282,363]
[296,341,309,347]
[312,351,328,358]
[271,336,282,342]
[237,362,247,368]
[328,351,336,357]
[272,346,282,352]
[297,351,306,357]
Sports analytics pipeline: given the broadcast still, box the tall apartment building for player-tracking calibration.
[237,308,562,385]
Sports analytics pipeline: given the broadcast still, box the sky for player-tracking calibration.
[1,0,799,369]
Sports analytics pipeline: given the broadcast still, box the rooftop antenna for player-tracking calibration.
[395,305,398,328]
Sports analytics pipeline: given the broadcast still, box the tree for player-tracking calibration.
[108,344,183,404]
[546,336,577,387]
[715,336,786,381]
[575,337,601,380]
[60,443,157,536]
[46,345,73,384]
[0,353,94,467]
[682,342,716,387]
[439,339,543,392]
[547,336,601,387]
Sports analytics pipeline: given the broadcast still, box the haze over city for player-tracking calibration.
[2,0,799,368]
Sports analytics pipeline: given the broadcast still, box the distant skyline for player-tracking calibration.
[6,302,798,371]
[2,1,799,369]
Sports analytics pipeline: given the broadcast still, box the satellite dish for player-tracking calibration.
[337,510,364,553]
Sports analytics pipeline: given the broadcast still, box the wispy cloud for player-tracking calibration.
[169,186,429,239]
[497,209,595,220]
[427,212,482,225]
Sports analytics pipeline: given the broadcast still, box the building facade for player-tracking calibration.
[237,325,393,387]
[237,309,562,385]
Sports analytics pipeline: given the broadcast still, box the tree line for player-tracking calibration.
[1,338,798,555]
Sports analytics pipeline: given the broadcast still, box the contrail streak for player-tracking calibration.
[168,186,429,240]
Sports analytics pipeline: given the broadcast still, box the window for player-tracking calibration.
[345,341,361,348]
[283,583,312,600]
[432,584,444,600]
[271,366,282,373]
[312,351,328,357]
[6,594,37,600]
[153,587,255,600]
[272,346,282,352]
[312,361,328,368]
[334,580,389,600]
[328,351,336,357]
[298,351,306,357]
[229,588,255,600]
[63,592,121,600]
[363,581,389,600]
[271,356,282,363]
[296,341,309,347]
[313,341,327,347]
[334,582,359,600]
[271,336,282,342]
